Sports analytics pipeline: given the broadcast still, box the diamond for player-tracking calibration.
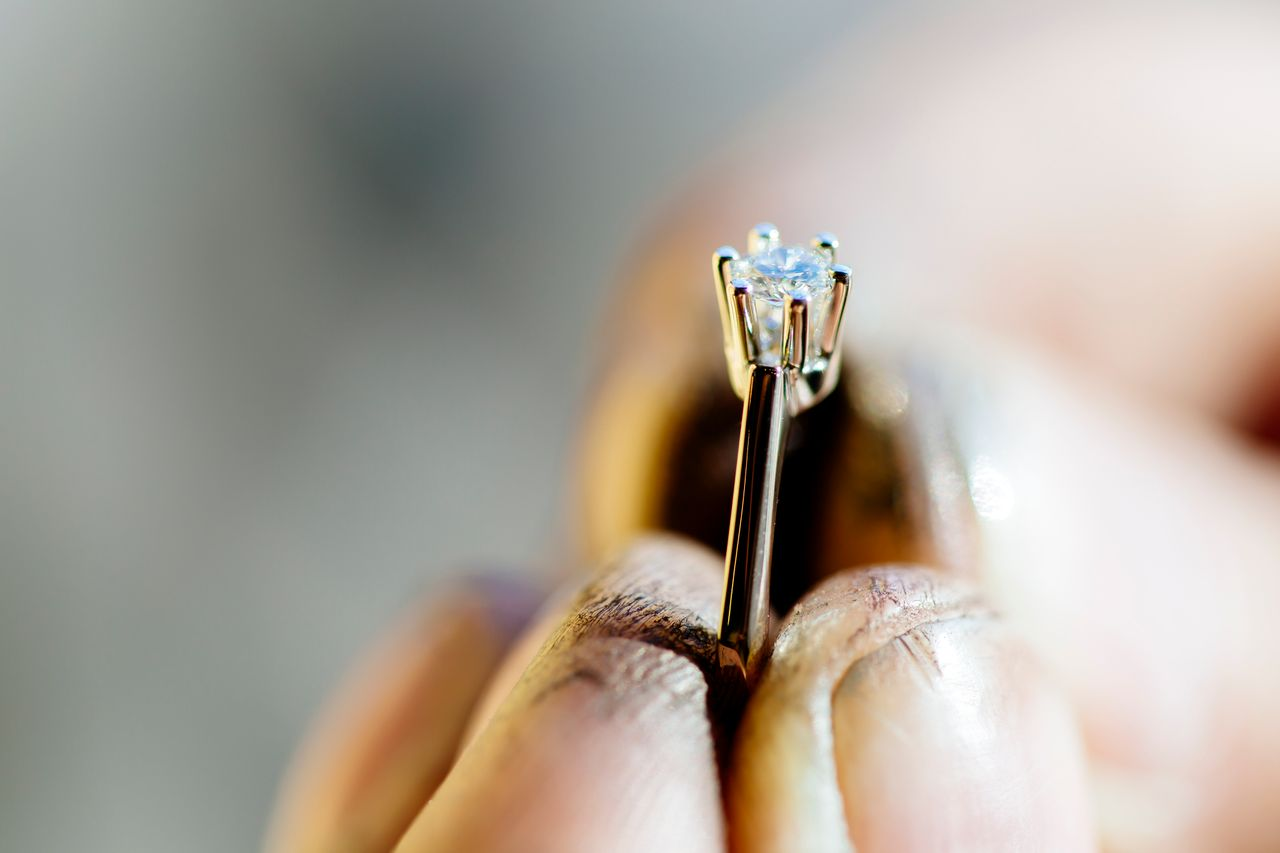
[730,245,834,303]
[728,244,834,362]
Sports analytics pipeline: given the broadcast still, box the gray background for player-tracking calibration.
[0,1,853,849]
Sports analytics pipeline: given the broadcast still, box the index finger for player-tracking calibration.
[395,535,736,853]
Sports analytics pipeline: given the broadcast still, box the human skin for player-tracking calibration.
[268,540,1095,853]
[267,4,1280,851]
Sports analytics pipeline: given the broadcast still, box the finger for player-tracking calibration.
[266,576,542,853]
[729,565,1094,853]
[455,583,587,753]
[929,345,1280,850]
[395,536,731,853]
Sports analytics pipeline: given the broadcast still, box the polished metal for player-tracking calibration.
[810,231,839,260]
[823,265,851,357]
[783,294,809,371]
[747,222,780,255]
[715,224,852,685]
[718,364,787,680]
[712,246,738,352]
[730,282,759,369]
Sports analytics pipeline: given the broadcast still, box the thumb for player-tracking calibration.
[729,565,1095,853]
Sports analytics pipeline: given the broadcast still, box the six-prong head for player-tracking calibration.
[714,223,851,410]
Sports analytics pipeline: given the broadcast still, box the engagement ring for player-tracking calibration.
[714,223,851,685]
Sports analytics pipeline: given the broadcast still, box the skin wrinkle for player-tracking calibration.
[505,538,751,765]
[894,627,946,681]
[570,591,718,674]
[529,637,709,723]
[400,639,722,853]
[730,565,989,853]
[829,614,995,845]
[491,546,725,727]
[395,538,730,853]
[513,537,728,723]
[831,614,1095,852]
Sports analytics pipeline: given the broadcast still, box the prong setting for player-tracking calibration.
[713,224,849,413]
[747,222,780,255]
[713,246,740,369]
[822,263,851,358]
[713,246,738,295]
[730,281,759,366]
[782,294,809,371]
[811,232,839,262]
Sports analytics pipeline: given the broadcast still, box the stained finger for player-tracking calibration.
[395,536,733,853]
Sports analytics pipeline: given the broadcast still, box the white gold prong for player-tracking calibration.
[821,264,851,356]
[811,232,838,262]
[731,281,759,364]
[783,293,810,370]
[747,222,780,255]
[713,246,739,349]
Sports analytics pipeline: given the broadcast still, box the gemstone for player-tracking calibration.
[728,244,834,362]
[729,245,834,305]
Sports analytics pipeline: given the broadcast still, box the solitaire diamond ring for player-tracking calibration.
[713,223,852,685]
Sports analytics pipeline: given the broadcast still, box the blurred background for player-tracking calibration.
[0,0,854,849]
[8,1,1280,850]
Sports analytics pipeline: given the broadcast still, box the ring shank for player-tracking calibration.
[718,363,790,684]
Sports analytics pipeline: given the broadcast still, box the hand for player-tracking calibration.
[265,538,1092,852]
[267,6,1280,851]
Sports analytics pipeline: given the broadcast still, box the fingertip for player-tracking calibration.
[397,536,729,853]
[730,565,1095,853]
[266,573,543,853]
[833,614,1095,852]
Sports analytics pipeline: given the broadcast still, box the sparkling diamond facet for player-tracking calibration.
[728,244,834,362]
[730,245,834,304]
